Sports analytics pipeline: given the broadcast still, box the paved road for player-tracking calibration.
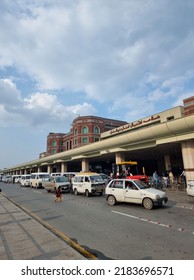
[1,182,194,260]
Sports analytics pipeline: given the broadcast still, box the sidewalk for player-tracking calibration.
[165,188,194,209]
[0,193,89,260]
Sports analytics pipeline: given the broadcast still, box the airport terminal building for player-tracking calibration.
[1,96,194,184]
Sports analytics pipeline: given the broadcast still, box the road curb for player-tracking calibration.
[1,193,97,260]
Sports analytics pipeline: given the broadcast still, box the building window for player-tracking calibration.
[94,126,100,134]
[74,128,78,135]
[82,126,88,134]
[82,137,88,144]
[52,140,57,146]
[94,137,99,142]
[167,116,174,121]
[52,149,57,154]
[74,139,78,145]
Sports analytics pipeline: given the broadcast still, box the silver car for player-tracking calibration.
[4,175,12,183]
[42,176,71,193]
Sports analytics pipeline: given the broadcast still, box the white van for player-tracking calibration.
[30,172,50,188]
[20,174,31,187]
[62,172,78,182]
[50,173,61,177]
[72,172,105,197]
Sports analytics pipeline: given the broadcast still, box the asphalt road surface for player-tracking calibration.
[1,182,194,260]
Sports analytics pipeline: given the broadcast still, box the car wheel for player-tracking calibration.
[85,189,90,197]
[143,198,153,210]
[107,195,116,206]
[74,188,78,195]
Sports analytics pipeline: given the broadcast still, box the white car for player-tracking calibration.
[20,174,31,187]
[3,175,12,183]
[186,180,194,196]
[72,172,105,196]
[30,172,50,188]
[42,176,71,193]
[105,179,168,210]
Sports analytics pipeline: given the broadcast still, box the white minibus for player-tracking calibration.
[30,172,50,188]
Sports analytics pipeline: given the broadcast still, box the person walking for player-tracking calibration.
[162,172,169,188]
[153,171,159,188]
[169,171,174,187]
[180,169,186,188]
[55,186,62,202]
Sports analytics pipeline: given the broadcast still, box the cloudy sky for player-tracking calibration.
[1,0,194,169]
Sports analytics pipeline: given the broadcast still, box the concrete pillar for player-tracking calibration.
[115,152,125,163]
[181,140,194,182]
[47,165,51,174]
[82,159,89,172]
[61,162,67,173]
[164,155,171,171]
[38,166,41,173]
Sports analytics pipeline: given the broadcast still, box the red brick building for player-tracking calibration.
[183,96,194,116]
[46,116,127,156]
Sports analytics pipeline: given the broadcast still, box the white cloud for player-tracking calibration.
[0,0,193,107]
[0,78,22,105]
[24,93,58,110]
[0,79,96,130]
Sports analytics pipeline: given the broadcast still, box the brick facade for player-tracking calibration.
[46,116,127,156]
[183,96,194,116]
[46,133,65,156]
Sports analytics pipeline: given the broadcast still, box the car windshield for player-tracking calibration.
[134,180,149,189]
[55,176,68,183]
[100,174,109,179]
[90,175,104,183]
[39,174,50,179]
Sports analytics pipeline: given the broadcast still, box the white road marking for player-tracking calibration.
[167,203,194,211]
[112,210,193,234]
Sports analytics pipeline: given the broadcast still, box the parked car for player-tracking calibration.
[30,172,50,188]
[20,174,31,187]
[14,175,22,183]
[42,176,71,193]
[99,173,111,185]
[105,179,168,210]
[61,172,78,182]
[186,180,194,196]
[72,172,105,196]
[3,175,12,183]
[50,173,62,177]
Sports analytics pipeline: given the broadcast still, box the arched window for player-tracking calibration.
[82,126,88,134]
[94,126,100,134]
[74,128,78,135]
[52,140,57,146]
